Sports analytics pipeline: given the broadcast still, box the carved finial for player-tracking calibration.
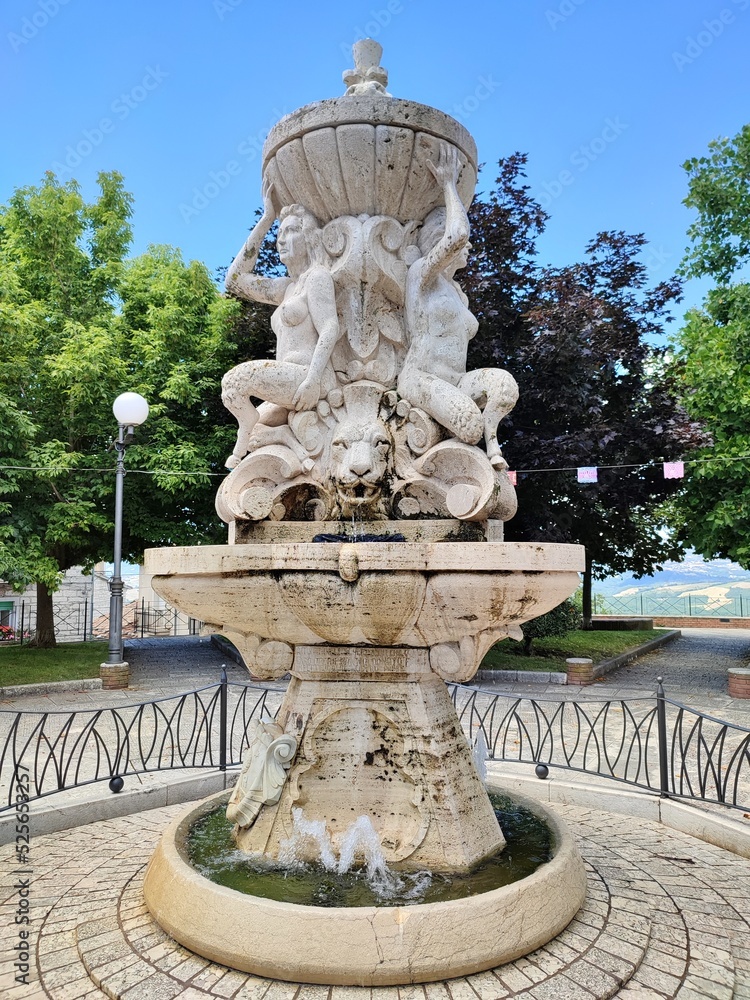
[343,38,390,96]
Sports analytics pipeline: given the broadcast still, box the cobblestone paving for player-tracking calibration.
[2,801,749,999]
[3,628,748,720]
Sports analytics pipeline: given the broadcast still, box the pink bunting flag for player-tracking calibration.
[507,470,517,485]
[577,467,598,483]
[663,461,685,480]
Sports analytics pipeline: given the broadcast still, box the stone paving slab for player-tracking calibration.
[2,797,750,998]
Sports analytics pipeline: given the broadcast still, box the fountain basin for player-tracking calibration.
[144,541,584,673]
[143,786,587,987]
[262,94,478,224]
[144,538,584,871]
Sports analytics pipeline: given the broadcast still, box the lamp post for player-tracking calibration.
[101,392,149,690]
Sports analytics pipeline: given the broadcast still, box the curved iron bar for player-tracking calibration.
[621,702,658,788]
[727,732,750,806]
[450,689,661,790]
[448,685,744,804]
[0,681,271,811]
[227,686,276,762]
[665,696,750,807]
[168,690,204,767]
[69,715,115,788]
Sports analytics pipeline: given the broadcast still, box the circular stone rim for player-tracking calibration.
[142,786,587,987]
[143,540,586,576]
[262,94,478,169]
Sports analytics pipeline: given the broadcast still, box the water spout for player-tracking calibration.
[278,807,337,870]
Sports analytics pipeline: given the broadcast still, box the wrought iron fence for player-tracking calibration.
[451,681,750,813]
[596,592,750,619]
[0,599,202,645]
[1,676,748,815]
[0,672,275,810]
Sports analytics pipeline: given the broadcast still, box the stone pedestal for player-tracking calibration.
[729,667,750,699]
[566,657,594,686]
[100,661,129,689]
[235,645,504,871]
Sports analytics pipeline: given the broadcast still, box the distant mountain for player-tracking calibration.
[595,554,750,616]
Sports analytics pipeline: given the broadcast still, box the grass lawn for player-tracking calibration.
[0,641,107,687]
[480,629,664,672]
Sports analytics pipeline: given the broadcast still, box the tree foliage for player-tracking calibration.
[671,122,750,567]
[681,124,750,284]
[464,159,705,622]
[0,172,238,643]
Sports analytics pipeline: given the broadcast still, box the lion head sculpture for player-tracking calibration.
[328,382,393,518]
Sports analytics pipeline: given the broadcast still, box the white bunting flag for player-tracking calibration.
[507,470,517,485]
[663,461,685,480]
[577,467,598,483]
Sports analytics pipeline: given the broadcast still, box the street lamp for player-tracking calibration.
[101,392,149,689]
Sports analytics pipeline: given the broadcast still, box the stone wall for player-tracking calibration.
[0,565,111,640]
[594,613,750,630]
[652,617,750,630]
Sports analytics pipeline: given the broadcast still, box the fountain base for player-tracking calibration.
[143,786,587,987]
[238,645,505,871]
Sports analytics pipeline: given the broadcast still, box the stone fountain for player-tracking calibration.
[143,40,586,987]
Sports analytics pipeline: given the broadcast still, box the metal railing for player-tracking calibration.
[451,680,750,812]
[1,676,748,815]
[595,593,750,619]
[0,670,276,810]
[0,599,201,645]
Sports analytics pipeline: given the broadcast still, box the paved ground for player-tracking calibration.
[1,798,749,999]
[474,627,750,725]
[2,627,749,715]
[1,629,750,998]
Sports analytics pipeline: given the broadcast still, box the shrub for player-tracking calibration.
[520,600,581,656]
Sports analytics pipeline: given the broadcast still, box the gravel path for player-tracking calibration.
[597,627,750,696]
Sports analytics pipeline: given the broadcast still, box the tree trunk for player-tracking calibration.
[582,550,593,631]
[29,581,56,648]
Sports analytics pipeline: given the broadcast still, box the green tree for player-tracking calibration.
[0,173,238,645]
[672,123,750,566]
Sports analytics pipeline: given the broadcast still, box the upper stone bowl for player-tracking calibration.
[261,95,478,224]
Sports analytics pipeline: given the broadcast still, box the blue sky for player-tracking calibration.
[3,0,749,318]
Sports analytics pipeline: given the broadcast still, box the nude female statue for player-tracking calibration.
[397,144,518,468]
[222,184,340,469]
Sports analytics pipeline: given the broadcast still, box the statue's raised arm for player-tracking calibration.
[414,143,470,290]
[221,202,341,469]
[225,181,291,306]
[399,141,518,470]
